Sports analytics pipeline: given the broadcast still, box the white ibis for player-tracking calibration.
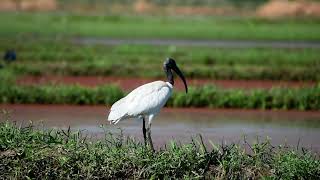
[107,58,188,151]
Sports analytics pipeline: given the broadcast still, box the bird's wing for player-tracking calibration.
[127,81,172,117]
[108,81,172,124]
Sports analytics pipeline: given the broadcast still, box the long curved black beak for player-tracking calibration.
[172,65,188,93]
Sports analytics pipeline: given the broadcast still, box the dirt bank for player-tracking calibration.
[17,75,316,91]
[257,0,320,18]
[0,0,57,11]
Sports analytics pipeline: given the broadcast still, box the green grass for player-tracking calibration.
[0,122,319,179]
[0,83,124,105]
[2,38,319,66]
[1,81,319,110]
[167,85,320,110]
[1,12,320,40]
[2,38,320,80]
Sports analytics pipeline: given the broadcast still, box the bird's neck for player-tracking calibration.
[164,66,174,86]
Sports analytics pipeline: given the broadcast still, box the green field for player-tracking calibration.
[1,12,320,109]
[1,122,319,179]
[1,13,320,40]
[2,39,319,80]
[2,12,319,80]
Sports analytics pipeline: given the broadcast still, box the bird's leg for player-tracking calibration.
[146,114,155,152]
[146,125,154,152]
[142,116,147,146]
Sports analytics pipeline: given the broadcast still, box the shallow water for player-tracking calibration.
[1,104,320,152]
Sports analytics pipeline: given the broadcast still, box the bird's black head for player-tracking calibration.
[163,58,177,69]
[163,57,188,93]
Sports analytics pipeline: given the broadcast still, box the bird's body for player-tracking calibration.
[108,81,173,125]
[107,58,188,151]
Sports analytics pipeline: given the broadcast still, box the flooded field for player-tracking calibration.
[1,104,320,152]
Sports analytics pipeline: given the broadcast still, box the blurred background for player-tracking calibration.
[1,0,320,17]
[1,0,320,151]
[1,0,320,83]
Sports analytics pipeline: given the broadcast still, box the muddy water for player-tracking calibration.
[1,105,320,152]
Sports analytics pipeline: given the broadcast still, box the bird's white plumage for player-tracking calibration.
[108,81,173,124]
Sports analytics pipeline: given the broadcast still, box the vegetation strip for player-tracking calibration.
[0,122,319,179]
[1,13,320,40]
[1,39,319,80]
[2,39,318,66]
[0,82,319,110]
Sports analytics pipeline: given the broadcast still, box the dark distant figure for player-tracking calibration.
[3,50,16,63]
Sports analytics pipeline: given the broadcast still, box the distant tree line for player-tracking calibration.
[151,0,269,7]
[57,0,270,8]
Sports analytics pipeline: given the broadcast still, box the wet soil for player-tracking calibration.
[74,38,320,49]
[17,75,316,91]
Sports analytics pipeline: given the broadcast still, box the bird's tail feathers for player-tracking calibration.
[108,96,130,125]
[107,109,128,125]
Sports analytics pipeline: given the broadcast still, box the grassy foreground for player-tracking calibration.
[0,122,319,179]
[1,13,320,40]
[0,81,319,110]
